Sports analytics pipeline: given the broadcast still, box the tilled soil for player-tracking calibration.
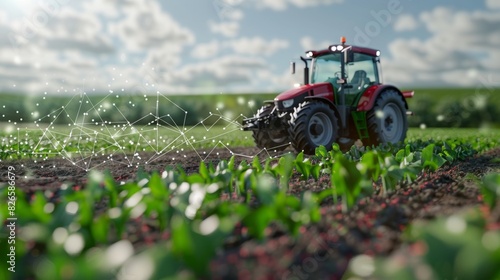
[1,147,500,279]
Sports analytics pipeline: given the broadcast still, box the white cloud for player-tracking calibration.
[223,8,245,21]
[270,68,305,91]
[0,0,200,94]
[419,7,500,51]
[0,12,16,48]
[394,14,419,32]
[191,37,289,60]
[384,7,500,87]
[300,36,331,51]
[4,0,498,95]
[0,4,116,94]
[113,1,195,52]
[164,55,268,92]
[209,21,240,37]
[255,0,344,10]
[83,0,137,17]
[41,9,114,53]
[229,37,289,56]
[213,0,245,21]
[486,0,500,9]
[191,41,221,59]
[6,6,114,54]
[0,44,108,94]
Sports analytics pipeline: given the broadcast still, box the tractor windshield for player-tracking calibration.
[311,52,380,91]
[310,53,342,85]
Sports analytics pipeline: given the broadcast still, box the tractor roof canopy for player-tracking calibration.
[306,45,380,59]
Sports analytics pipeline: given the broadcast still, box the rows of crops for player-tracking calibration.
[1,133,499,279]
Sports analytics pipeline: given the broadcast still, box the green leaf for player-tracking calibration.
[199,161,209,181]
[243,206,276,239]
[422,143,435,164]
[239,169,256,196]
[149,172,167,199]
[311,164,321,181]
[171,215,194,256]
[331,155,366,211]
[481,173,500,209]
[254,174,279,205]
[360,151,382,181]
[295,160,311,180]
[422,144,447,172]
[31,192,51,224]
[252,156,262,173]
[274,154,295,191]
[104,174,118,208]
[187,174,206,184]
[91,215,110,244]
[315,145,328,158]
[228,156,236,170]
[295,151,304,163]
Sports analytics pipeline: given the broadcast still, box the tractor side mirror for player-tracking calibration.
[290,62,296,75]
[344,49,354,64]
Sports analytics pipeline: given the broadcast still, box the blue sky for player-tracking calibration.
[0,0,499,95]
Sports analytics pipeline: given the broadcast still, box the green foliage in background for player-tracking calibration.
[406,88,500,128]
[1,88,499,128]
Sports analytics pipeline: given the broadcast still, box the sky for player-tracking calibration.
[0,0,499,95]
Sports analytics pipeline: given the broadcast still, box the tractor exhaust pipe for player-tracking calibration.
[300,56,309,85]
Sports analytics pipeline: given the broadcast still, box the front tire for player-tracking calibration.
[252,105,290,151]
[288,101,339,154]
[366,90,408,146]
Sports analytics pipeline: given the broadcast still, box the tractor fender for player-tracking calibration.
[303,96,342,123]
[356,85,409,111]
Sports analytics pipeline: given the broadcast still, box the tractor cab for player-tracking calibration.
[297,37,383,107]
[310,51,381,106]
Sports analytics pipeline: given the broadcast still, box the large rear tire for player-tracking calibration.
[366,90,408,146]
[288,101,339,154]
[252,105,290,151]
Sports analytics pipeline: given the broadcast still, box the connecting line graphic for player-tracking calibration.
[1,89,292,171]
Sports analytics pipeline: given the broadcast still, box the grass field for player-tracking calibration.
[1,121,499,161]
[407,127,500,140]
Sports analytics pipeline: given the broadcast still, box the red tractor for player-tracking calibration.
[242,37,414,154]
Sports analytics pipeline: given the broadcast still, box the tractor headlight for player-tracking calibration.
[282,99,294,108]
[330,45,344,52]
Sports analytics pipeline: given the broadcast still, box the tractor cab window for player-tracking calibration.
[345,53,379,94]
[311,53,342,86]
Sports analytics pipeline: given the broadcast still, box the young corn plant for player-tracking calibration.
[330,153,372,212]
[294,151,321,181]
[480,173,500,209]
[421,143,447,172]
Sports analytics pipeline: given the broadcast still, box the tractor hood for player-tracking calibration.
[274,82,334,102]
[273,82,335,112]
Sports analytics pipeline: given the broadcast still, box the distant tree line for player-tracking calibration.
[408,94,500,128]
[1,92,499,128]
[0,93,269,127]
